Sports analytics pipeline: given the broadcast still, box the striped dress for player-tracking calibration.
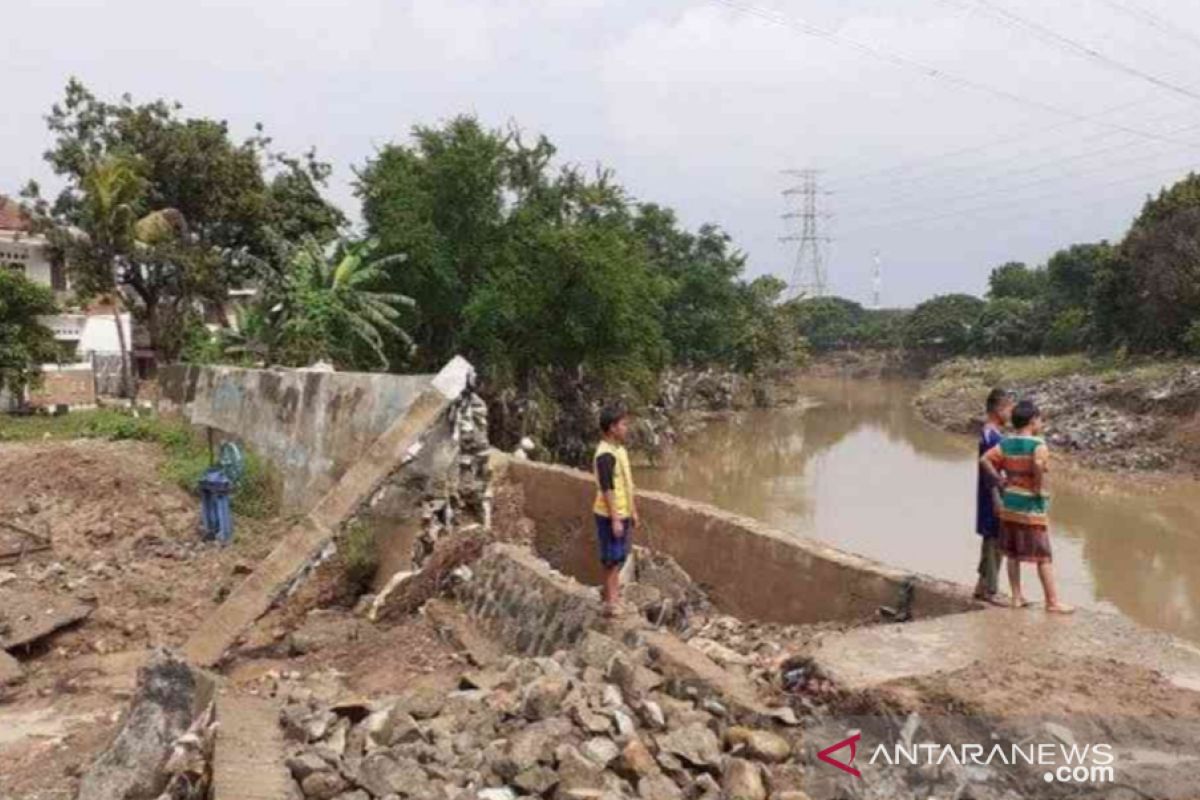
[983,434,1053,563]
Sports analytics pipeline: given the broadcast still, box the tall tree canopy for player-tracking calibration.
[357,116,798,386]
[26,79,345,363]
[1094,174,1200,351]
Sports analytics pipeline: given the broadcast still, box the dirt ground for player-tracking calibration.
[0,440,281,799]
[0,439,484,799]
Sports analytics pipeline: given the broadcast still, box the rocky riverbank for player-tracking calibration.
[914,356,1200,474]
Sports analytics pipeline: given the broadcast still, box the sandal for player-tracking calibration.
[1045,603,1076,615]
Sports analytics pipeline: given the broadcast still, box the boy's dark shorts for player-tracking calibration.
[595,514,633,567]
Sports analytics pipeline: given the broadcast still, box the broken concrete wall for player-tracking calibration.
[182,358,479,667]
[157,364,435,510]
[77,649,214,800]
[504,458,977,626]
[362,392,491,588]
[456,543,602,657]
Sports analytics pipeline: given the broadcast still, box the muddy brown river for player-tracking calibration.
[638,378,1200,644]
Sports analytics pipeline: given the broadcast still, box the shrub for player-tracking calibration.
[1183,319,1200,356]
[903,293,986,355]
[1044,308,1089,354]
[341,521,378,594]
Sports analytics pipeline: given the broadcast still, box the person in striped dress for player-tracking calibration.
[980,399,1075,614]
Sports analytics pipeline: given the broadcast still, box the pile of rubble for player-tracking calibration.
[278,634,808,800]
[917,360,1200,472]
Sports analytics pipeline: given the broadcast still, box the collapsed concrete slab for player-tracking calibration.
[211,694,292,800]
[183,357,474,667]
[77,649,214,800]
[0,586,92,650]
[806,605,1200,692]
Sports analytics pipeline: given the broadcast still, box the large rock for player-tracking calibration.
[355,753,430,797]
[724,727,791,763]
[77,649,211,800]
[638,773,683,800]
[722,758,766,800]
[657,723,720,770]
[522,673,571,721]
[555,744,606,798]
[616,738,659,779]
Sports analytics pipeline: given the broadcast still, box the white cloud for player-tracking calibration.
[5,0,1200,303]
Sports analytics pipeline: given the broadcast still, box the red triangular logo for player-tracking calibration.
[817,731,862,778]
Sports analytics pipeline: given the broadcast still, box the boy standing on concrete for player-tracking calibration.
[974,388,1012,605]
[593,404,638,617]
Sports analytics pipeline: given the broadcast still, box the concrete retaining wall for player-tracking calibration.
[457,543,602,657]
[505,458,977,626]
[158,365,434,510]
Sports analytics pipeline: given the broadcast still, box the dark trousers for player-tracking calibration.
[977,536,1000,596]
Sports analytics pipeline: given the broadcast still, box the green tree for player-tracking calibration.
[357,116,515,370]
[245,238,413,369]
[1043,307,1089,353]
[903,293,986,355]
[0,272,59,400]
[730,276,804,372]
[987,261,1046,301]
[29,79,345,365]
[785,296,866,352]
[633,205,750,366]
[973,297,1040,355]
[1045,242,1110,312]
[64,155,144,394]
[1095,174,1200,351]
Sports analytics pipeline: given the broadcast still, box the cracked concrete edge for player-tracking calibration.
[431,355,475,401]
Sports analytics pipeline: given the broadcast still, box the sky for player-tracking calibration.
[4,0,1200,306]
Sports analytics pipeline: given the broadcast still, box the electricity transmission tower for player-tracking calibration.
[781,169,833,300]
[870,249,883,309]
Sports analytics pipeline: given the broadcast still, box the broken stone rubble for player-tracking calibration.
[280,641,805,800]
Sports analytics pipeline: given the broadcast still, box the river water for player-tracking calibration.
[638,378,1200,644]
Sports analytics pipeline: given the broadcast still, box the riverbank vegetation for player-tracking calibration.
[11,80,1200,465]
[12,82,804,462]
[792,171,1200,362]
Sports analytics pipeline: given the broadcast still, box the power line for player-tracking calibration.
[711,0,1200,149]
[948,0,1200,103]
[828,100,1198,193]
[1088,0,1200,56]
[836,119,1200,217]
[825,96,1148,188]
[836,158,1191,236]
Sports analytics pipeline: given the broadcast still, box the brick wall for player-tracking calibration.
[28,366,97,409]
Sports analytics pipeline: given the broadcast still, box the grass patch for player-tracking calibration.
[340,521,379,594]
[926,353,1196,388]
[0,408,277,518]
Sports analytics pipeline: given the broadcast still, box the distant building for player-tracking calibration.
[0,196,68,295]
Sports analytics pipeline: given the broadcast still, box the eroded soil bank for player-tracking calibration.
[914,355,1200,474]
